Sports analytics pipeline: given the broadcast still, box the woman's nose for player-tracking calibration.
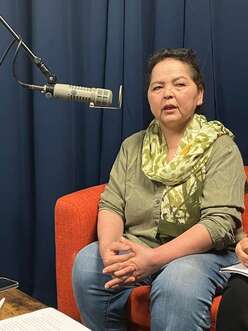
[163,86,173,99]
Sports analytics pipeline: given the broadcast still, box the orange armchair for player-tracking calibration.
[55,167,248,331]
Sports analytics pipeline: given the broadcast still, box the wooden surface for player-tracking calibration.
[0,288,46,320]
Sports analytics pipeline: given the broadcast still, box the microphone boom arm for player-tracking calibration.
[0,15,123,109]
[0,15,57,84]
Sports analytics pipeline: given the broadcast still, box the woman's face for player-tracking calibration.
[147,58,203,132]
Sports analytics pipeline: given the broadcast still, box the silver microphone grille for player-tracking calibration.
[91,88,113,106]
[52,84,113,106]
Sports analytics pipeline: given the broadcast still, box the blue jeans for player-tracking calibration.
[72,241,237,331]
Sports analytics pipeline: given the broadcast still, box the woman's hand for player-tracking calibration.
[235,237,248,267]
[101,240,137,288]
[103,237,159,288]
[101,240,135,268]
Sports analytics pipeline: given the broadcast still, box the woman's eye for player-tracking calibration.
[175,83,186,87]
[153,86,162,91]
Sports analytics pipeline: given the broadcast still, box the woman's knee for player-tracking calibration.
[151,255,215,303]
[72,241,103,290]
[150,256,216,330]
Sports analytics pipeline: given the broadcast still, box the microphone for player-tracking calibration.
[27,83,122,109]
[44,84,113,107]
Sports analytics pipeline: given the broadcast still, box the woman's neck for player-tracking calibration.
[163,126,184,148]
[161,127,185,162]
[160,116,194,161]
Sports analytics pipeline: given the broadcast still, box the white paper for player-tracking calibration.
[0,307,91,331]
[220,262,248,277]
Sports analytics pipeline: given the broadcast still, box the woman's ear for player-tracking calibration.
[197,88,204,106]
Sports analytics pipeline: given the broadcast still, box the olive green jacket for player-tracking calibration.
[99,132,245,250]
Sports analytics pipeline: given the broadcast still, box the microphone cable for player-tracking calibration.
[0,38,17,67]
[0,35,38,90]
[12,38,40,89]
[0,36,38,91]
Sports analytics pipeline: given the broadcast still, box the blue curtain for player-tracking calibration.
[0,0,247,306]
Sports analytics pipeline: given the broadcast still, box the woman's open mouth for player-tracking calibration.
[162,104,178,113]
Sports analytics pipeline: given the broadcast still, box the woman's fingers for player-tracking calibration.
[108,241,131,253]
[113,265,136,277]
[104,276,124,289]
[103,260,135,274]
[104,275,136,289]
[103,251,135,267]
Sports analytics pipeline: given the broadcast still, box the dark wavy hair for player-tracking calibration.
[146,48,205,92]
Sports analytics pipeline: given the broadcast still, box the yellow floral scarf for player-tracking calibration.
[141,114,233,231]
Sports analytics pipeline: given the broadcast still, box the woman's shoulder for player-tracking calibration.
[121,130,146,150]
[212,134,240,154]
[114,130,145,167]
[209,134,244,167]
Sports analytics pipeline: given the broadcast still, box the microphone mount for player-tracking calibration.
[0,15,57,85]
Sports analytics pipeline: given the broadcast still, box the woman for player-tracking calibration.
[72,48,245,331]
[216,237,248,330]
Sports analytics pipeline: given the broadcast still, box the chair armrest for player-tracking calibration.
[55,184,105,320]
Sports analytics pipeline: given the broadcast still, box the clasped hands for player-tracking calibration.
[102,237,158,289]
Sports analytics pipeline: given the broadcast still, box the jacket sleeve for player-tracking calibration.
[98,141,127,219]
[199,135,246,250]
